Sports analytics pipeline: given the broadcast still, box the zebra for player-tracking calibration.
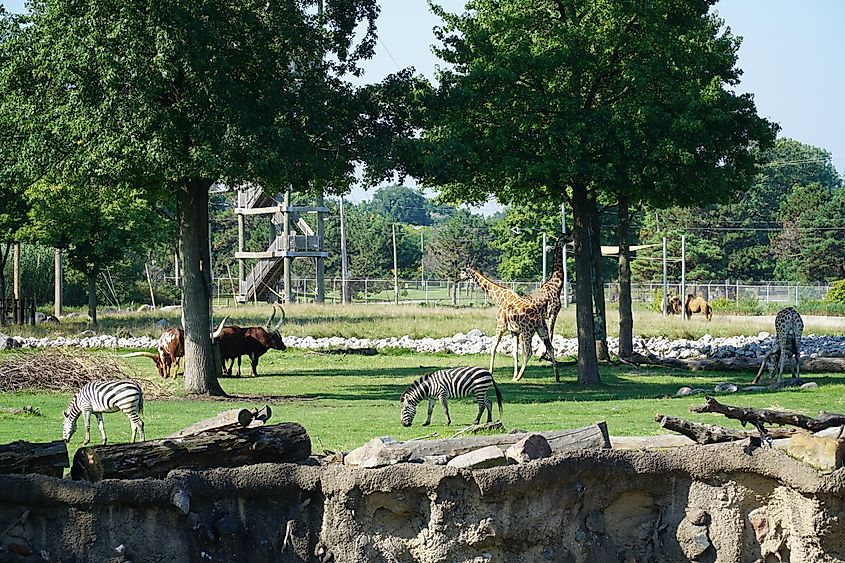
[62,380,145,445]
[400,366,503,427]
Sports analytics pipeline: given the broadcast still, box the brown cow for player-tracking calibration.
[218,305,286,377]
[124,318,226,378]
[685,294,713,321]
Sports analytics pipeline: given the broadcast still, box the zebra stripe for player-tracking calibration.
[63,380,145,445]
[400,366,503,427]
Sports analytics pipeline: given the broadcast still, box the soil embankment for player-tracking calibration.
[2,446,844,562]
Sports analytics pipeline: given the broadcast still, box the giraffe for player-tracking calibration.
[461,266,560,382]
[752,307,804,385]
[530,237,566,361]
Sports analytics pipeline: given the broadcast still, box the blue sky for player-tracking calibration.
[4,0,842,206]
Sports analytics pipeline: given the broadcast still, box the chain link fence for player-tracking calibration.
[210,277,832,307]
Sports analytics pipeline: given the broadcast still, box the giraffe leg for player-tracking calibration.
[539,313,557,361]
[777,343,787,385]
[514,332,531,381]
[489,329,504,375]
[511,334,522,381]
[536,323,559,382]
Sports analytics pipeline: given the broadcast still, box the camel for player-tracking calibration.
[684,294,713,321]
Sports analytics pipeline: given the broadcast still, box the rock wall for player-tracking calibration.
[2,446,844,562]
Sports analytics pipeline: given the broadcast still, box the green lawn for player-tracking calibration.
[2,347,844,464]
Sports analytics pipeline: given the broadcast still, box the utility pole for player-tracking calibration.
[12,242,20,301]
[662,237,668,316]
[54,248,63,317]
[339,195,349,304]
[392,223,399,305]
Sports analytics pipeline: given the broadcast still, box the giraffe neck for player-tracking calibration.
[470,269,516,305]
[551,240,565,274]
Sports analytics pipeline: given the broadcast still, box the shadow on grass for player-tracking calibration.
[226,356,844,405]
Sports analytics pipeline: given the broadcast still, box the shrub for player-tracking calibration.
[824,280,845,304]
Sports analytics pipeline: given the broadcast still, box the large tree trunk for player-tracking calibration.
[588,195,609,361]
[571,185,601,385]
[178,179,225,396]
[617,195,634,359]
[86,271,98,327]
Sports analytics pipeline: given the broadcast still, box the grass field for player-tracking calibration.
[2,344,845,467]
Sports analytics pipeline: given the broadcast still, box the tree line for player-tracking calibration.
[1,0,838,391]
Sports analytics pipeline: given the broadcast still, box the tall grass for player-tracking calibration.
[3,301,843,341]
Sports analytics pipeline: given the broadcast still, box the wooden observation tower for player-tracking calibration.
[234,185,328,303]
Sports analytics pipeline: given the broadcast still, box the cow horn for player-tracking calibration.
[121,351,158,359]
[274,305,285,332]
[265,306,276,329]
[212,316,228,340]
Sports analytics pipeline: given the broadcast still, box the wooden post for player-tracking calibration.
[144,262,156,308]
[542,232,547,283]
[54,248,63,317]
[283,187,293,303]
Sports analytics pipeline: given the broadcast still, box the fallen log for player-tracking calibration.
[0,440,68,478]
[689,396,845,433]
[166,405,272,438]
[655,414,797,445]
[402,422,610,460]
[71,422,310,482]
[344,423,610,468]
[626,352,845,374]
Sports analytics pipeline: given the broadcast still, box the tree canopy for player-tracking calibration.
[0,0,389,394]
[409,0,775,384]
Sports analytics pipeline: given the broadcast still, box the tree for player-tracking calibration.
[414,0,774,384]
[0,1,383,394]
[492,202,565,281]
[0,182,27,310]
[368,185,431,225]
[773,184,845,282]
[424,210,497,303]
[22,184,161,325]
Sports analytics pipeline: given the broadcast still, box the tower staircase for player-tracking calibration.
[234,184,328,303]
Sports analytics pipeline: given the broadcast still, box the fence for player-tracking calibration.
[209,277,831,308]
[0,298,37,326]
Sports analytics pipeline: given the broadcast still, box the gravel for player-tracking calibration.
[8,330,845,359]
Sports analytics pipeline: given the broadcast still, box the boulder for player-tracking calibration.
[155,319,170,330]
[137,304,155,313]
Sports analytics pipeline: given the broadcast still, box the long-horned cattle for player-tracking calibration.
[123,318,227,378]
[217,305,287,377]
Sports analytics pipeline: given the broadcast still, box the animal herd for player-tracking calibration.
[59,261,805,444]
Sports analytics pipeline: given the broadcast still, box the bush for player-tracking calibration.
[709,295,764,316]
[824,280,845,304]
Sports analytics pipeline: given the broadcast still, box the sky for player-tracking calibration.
[3,0,843,206]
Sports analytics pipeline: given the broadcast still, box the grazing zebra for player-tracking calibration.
[62,380,145,445]
[400,366,503,427]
